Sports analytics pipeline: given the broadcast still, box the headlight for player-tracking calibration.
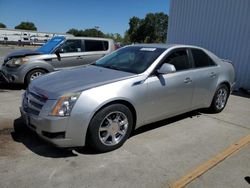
[6,57,29,68]
[50,93,81,116]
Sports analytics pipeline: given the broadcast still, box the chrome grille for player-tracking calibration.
[23,89,47,116]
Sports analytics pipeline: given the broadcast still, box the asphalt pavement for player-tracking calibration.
[0,46,250,188]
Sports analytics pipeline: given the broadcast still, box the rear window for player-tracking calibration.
[85,40,108,52]
[191,49,216,68]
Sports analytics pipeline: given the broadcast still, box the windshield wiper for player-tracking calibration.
[93,63,122,71]
[92,63,131,73]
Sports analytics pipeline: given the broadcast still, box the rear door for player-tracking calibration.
[189,48,219,108]
[82,40,110,64]
[144,48,195,123]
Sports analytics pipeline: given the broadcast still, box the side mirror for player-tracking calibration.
[157,63,176,74]
[55,48,63,54]
[55,49,62,61]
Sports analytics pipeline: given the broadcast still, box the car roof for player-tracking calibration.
[132,43,205,50]
[131,43,221,64]
[65,36,114,41]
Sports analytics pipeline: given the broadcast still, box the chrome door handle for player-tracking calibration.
[184,77,192,83]
[210,72,216,78]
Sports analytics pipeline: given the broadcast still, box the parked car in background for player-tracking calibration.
[20,44,235,152]
[0,36,115,85]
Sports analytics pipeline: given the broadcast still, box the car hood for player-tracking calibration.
[4,49,42,63]
[29,65,136,99]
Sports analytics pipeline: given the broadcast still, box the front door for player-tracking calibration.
[144,48,194,123]
[51,39,85,69]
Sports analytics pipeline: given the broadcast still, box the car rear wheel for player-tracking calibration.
[209,84,229,113]
[25,69,46,85]
[87,104,133,152]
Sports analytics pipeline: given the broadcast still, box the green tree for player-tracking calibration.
[82,28,105,37]
[67,28,105,37]
[123,31,131,45]
[113,33,123,43]
[67,28,80,36]
[67,28,125,43]
[127,16,142,43]
[126,12,168,43]
[0,23,6,28]
[152,12,168,42]
[15,22,37,31]
[105,33,123,43]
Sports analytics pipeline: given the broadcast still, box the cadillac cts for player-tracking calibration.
[20,44,235,152]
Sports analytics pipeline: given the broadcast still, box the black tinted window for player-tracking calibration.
[60,40,83,53]
[103,41,109,50]
[85,40,108,51]
[164,49,190,71]
[192,49,216,68]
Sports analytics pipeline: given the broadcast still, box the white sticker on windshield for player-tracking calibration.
[140,48,156,52]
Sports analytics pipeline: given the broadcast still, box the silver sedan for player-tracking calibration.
[20,44,235,152]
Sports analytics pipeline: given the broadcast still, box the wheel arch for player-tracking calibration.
[90,99,137,131]
[218,81,231,92]
[24,67,49,83]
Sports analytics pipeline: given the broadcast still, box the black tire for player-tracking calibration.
[25,69,46,86]
[209,84,229,113]
[87,104,133,152]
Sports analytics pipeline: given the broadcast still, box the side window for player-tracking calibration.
[164,49,190,71]
[103,41,109,50]
[85,40,108,52]
[60,40,83,53]
[191,49,216,68]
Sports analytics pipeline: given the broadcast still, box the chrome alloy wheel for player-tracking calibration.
[30,71,43,80]
[98,111,129,146]
[215,88,228,110]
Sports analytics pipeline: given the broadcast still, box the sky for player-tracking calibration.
[0,0,170,35]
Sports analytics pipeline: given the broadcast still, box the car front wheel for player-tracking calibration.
[25,69,46,85]
[87,104,133,152]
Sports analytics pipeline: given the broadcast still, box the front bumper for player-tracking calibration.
[0,66,24,83]
[0,69,9,82]
[20,107,76,147]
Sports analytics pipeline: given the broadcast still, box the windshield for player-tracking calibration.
[94,46,165,74]
[36,36,65,54]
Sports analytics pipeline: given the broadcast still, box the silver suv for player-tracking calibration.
[0,36,115,85]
